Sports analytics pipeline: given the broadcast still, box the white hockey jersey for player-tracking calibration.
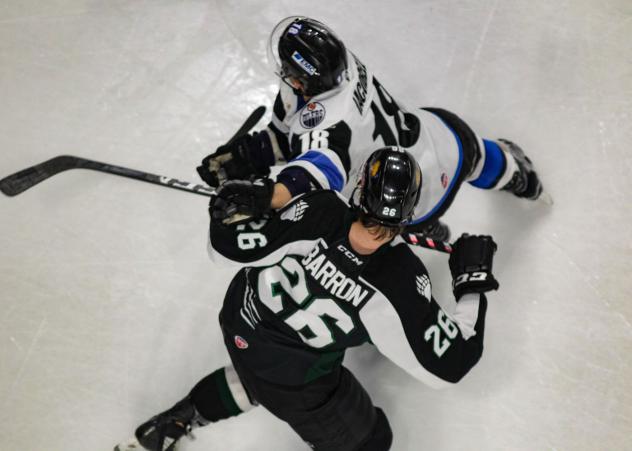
[268,51,465,226]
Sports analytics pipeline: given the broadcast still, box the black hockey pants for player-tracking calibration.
[225,339,392,451]
[405,107,482,233]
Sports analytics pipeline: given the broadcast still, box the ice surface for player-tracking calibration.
[1,1,631,450]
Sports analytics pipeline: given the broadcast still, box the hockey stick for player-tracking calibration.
[401,233,453,254]
[0,106,266,197]
[1,103,452,255]
[0,156,218,197]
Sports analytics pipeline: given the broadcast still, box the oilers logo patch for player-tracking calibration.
[300,102,326,128]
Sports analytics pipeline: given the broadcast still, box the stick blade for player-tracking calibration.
[0,155,82,196]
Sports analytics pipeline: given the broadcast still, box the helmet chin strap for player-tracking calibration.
[279,75,311,98]
[348,184,362,211]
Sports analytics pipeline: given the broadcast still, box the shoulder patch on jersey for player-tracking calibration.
[300,102,326,128]
[416,274,432,301]
[281,200,309,222]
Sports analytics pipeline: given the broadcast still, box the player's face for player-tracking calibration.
[288,76,306,93]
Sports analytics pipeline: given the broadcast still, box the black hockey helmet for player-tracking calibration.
[268,16,348,97]
[354,147,422,226]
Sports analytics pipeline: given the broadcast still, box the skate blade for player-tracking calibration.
[114,437,143,451]
[537,191,554,205]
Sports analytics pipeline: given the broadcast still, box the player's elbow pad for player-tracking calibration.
[206,236,242,267]
[454,348,484,383]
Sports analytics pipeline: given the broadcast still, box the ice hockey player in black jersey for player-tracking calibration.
[197,16,549,242]
[116,147,499,451]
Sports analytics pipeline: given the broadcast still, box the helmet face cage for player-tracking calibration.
[267,16,348,97]
[357,147,422,227]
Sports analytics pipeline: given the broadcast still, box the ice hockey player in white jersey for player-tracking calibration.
[115,147,499,451]
[197,16,547,241]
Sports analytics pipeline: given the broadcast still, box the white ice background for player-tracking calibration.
[1,1,631,450]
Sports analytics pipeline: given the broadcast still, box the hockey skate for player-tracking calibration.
[114,396,208,451]
[497,139,552,205]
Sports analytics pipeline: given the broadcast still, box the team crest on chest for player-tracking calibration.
[301,102,326,128]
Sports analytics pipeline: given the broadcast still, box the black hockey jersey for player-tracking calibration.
[209,191,487,387]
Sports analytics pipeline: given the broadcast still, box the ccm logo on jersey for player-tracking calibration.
[300,102,326,128]
[337,244,363,266]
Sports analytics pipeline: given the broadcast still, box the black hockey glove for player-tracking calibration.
[448,234,499,299]
[209,178,275,224]
[196,132,273,187]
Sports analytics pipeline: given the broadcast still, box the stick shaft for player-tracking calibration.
[0,106,265,197]
[401,232,453,253]
[80,159,215,196]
